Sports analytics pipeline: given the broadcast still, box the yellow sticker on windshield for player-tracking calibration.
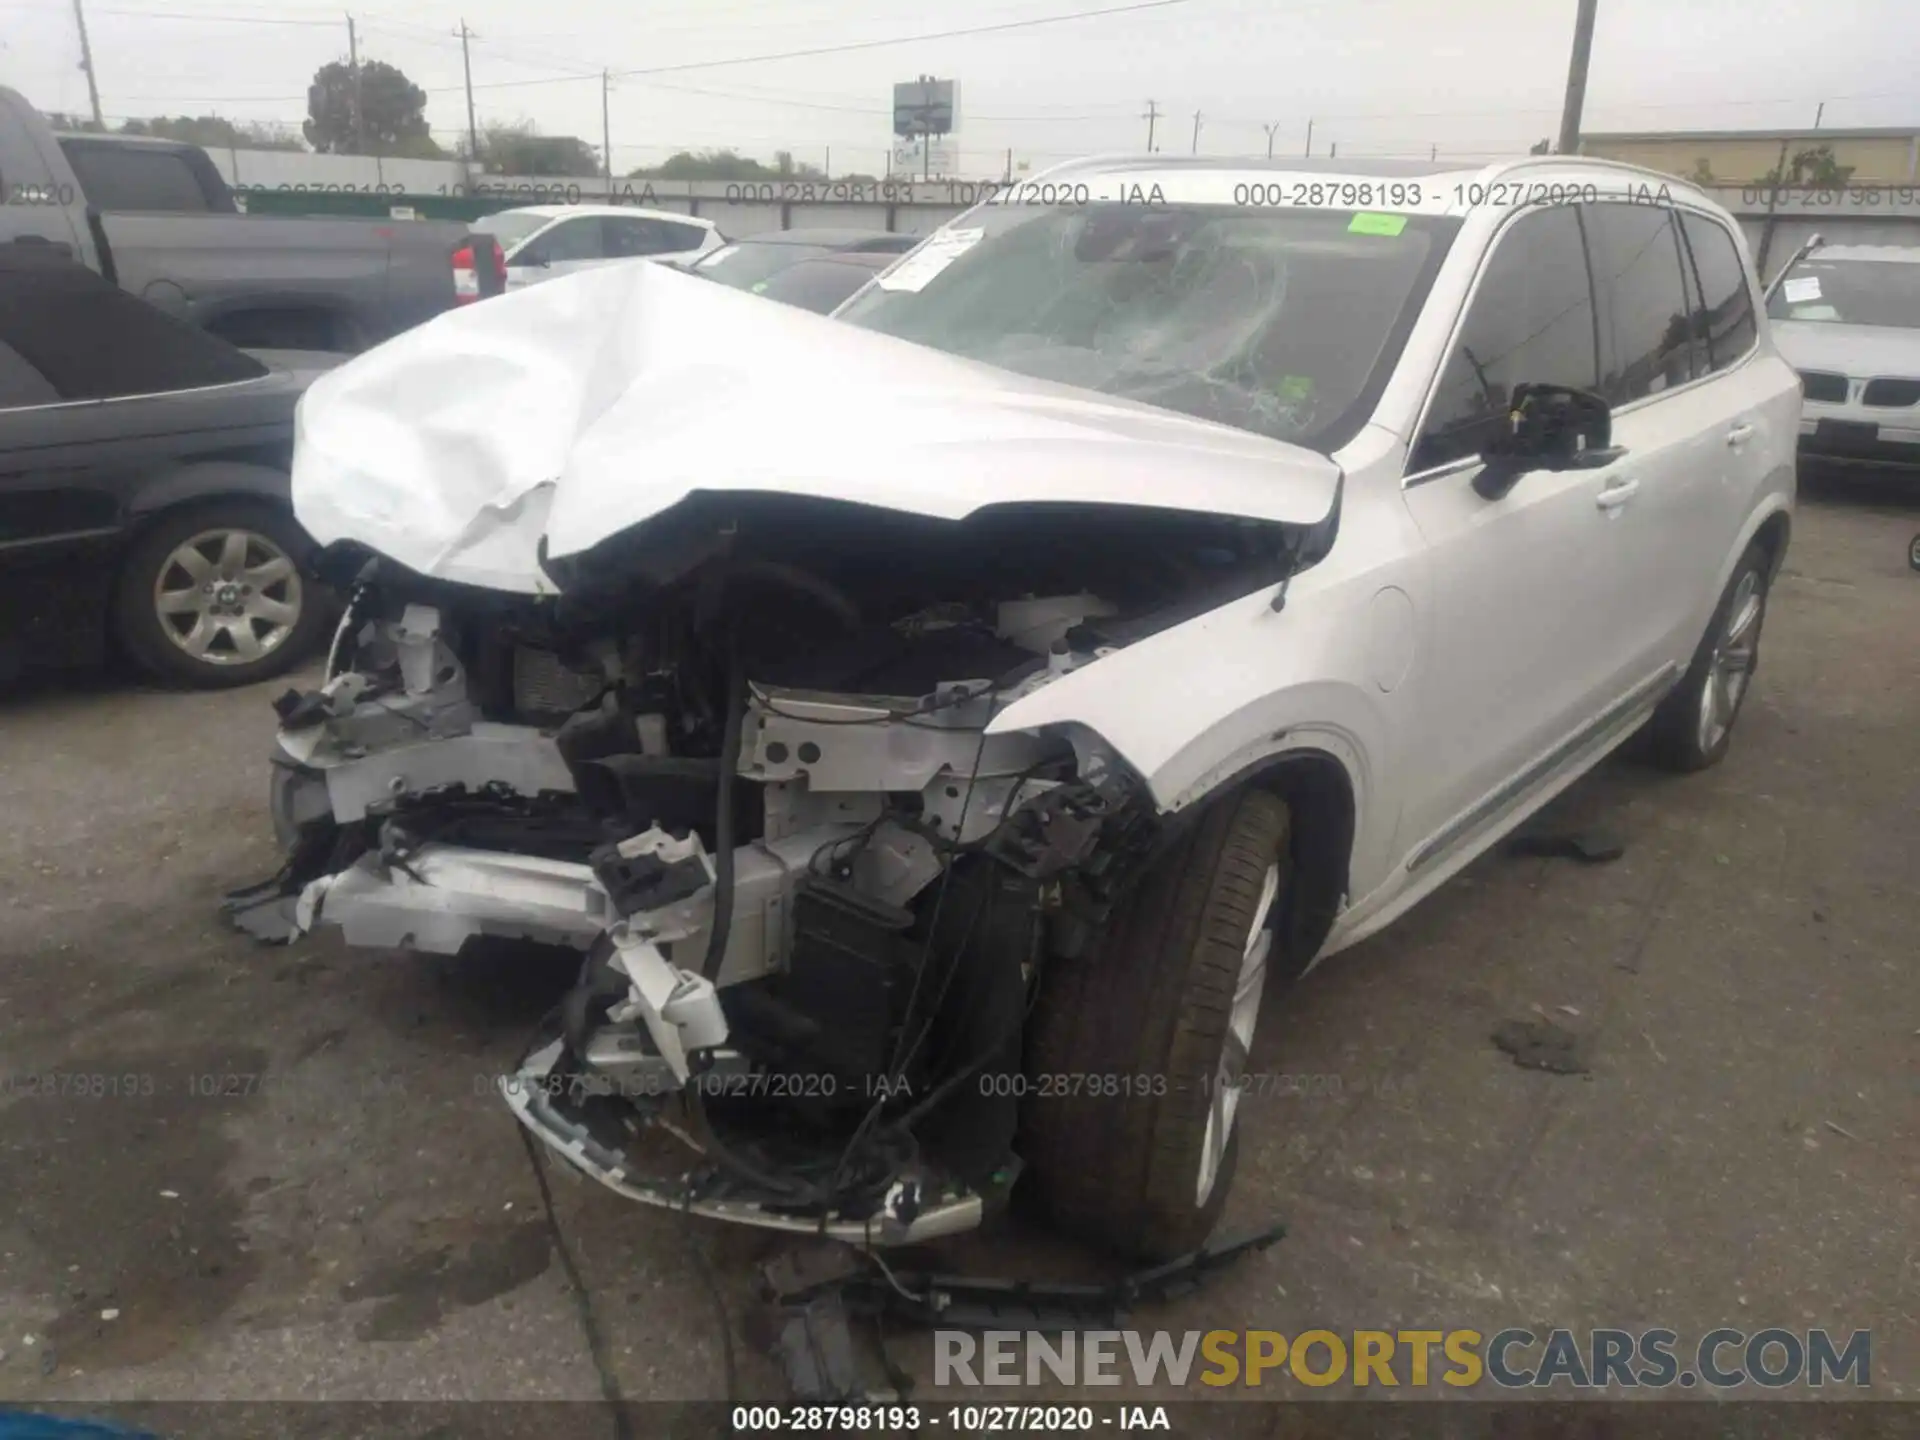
[1349,212,1408,236]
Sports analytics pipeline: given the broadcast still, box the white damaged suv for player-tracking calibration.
[250,156,1797,1260]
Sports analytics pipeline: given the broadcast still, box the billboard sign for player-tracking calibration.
[893,77,958,137]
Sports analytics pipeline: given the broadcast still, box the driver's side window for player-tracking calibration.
[1411,204,1599,474]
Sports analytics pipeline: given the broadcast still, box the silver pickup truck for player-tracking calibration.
[0,87,477,351]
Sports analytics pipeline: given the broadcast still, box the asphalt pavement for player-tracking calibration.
[0,472,1914,1415]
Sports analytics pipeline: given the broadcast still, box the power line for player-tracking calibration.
[393,0,1193,93]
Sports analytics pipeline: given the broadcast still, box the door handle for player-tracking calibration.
[1595,478,1640,511]
[1726,422,1755,447]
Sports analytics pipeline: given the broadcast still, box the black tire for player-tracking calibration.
[1908,533,1920,572]
[1022,786,1291,1260]
[113,500,328,689]
[1645,540,1771,773]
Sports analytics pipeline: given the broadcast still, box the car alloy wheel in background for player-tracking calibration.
[114,501,328,689]
[153,526,303,669]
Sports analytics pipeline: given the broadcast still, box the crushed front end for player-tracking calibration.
[250,495,1297,1240]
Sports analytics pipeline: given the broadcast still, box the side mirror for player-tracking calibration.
[1474,383,1626,500]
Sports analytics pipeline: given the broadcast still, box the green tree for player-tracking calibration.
[466,119,598,175]
[44,111,107,133]
[1529,137,1551,155]
[120,115,305,152]
[304,58,436,156]
[627,148,827,181]
[1687,157,1718,185]
[1759,143,1855,187]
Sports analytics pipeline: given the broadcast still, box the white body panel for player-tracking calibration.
[289,154,1800,971]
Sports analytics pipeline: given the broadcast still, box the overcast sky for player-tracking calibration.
[3,0,1916,176]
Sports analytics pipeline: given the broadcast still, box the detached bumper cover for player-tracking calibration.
[501,1041,986,1245]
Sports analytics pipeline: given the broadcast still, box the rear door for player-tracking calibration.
[1579,200,1727,679]
[1396,202,1645,873]
[1674,210,1794,635]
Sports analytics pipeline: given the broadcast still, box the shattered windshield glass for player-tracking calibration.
[837,202,1457,450]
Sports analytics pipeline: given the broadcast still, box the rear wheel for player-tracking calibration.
[114,501,327,688]
[1646,540,1770,772]
[1022,786,1291,1260]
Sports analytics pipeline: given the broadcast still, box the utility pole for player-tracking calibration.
[601,69,613,191]
[347,14,363,154]
[1004,146,1012,181]
[1813,101,1825,129]
[1304,118,1314,157]
[457,20,479,174]
[1262,122,1279,159]
[1190,110,1203,154]
[1142,99,1160,153]
[70,0,104,129]
[1555,0,1599,155]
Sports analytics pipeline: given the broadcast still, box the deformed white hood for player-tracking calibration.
[291,256,1341,593]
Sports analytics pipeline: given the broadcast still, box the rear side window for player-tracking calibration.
[1679,213,1757,373]
[60,143,210,212]
[658,220,709,251]
[603,217,665,257]
[1583,203,1695,405]
[1412,203,1599,472]
[604,217,707,257]
[0,250,265,403]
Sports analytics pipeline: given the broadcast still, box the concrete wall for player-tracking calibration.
[208,147,468,193]
[1584,134,1920,185]
[207,149,1920,262]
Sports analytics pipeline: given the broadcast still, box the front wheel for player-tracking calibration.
[113,501,327,688]
[1022,786,1291,1260]
[1645,540,1771,772]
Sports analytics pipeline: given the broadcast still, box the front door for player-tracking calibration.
[1395,201,1650,875]
[505,215,608,291]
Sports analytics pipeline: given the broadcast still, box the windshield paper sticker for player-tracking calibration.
[1348,211,1408,236]
[874,227,983,292]
[1782,276,1822,302]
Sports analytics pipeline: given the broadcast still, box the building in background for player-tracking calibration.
[1581,128,1920,185]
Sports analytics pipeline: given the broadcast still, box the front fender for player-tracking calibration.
[126,460,292,520]
[989,579,1400,895]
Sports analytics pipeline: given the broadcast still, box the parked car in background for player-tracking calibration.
[0,88,475,352]
[1767,242,1920,471]
[0,248,341,687]
[742,249,894,313]
[472,205,724,292]
[262,156,1795,1260]
[691,227,918,292]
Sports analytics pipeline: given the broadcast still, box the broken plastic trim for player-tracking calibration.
[500,1040,986,1245]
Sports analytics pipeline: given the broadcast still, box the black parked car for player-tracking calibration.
[0,248,343,688]
[746,250,898,314]
[690,228,917,292]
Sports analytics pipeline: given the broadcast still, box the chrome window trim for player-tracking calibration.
[0,372,271,417]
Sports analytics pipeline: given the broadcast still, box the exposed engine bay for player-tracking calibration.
[259,493,1319,1242]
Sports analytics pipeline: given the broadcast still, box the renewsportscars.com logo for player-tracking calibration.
[935,1327,1873,1390]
